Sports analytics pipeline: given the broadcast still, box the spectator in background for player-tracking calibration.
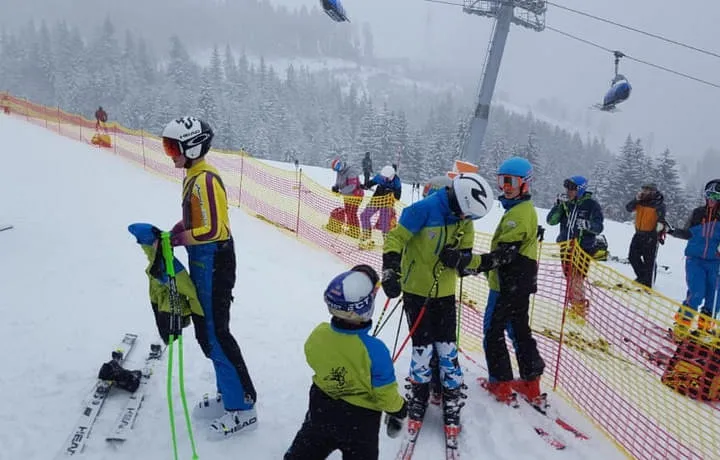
[625,183,668,288]
[95,106,108,130]
[362,152,373,187]
[327,157,364,238]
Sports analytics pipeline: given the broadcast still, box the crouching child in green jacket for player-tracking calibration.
[285,265,407,460]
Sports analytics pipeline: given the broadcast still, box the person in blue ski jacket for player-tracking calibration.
[546,176,604,322]
[670,179,720,334]
[359,165,402,246]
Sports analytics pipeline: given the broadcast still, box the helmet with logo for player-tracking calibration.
[564,175,588,198]
[449,173,493,219]
[331,157,345,172]
[161,117,214,161]
[324,265,380,323]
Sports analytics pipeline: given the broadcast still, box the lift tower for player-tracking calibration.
[461,1,546,165]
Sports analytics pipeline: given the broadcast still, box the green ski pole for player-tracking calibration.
[160,232,200,460]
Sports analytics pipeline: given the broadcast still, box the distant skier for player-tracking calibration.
[161,116,258,439]
[381,172,493,438]
[285,265,407,460]
[328,157,364,238]
[362,151,373,187]
[95,106,108,131]
[669,179,720,336]
[440,158,545,407]
[625,183,668,288]
[546,175,604,323]
[359,165,402,249]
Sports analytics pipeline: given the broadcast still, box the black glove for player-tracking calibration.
[382,269,401,299]
[385,399,408,438]
[98,359,142,393]
[438,245,472,272]
[382,252,402,299]
[537,225,546,242]
[331,185,339,193]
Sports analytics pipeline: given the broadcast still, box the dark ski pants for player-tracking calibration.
[285,384,381,460]
[187,238,257,410]
[483,289,545,382]
[404,293,463,390]
[629,231,658,287]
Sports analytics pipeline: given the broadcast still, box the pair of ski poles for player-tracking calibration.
[160,232,200,460]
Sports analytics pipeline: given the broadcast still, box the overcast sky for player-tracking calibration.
[276,0,720,163]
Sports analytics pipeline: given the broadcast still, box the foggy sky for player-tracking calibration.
[276,0,720,164]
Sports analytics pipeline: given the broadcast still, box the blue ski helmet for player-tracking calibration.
[324,265,380,323]
[564,176,588,197]
[498,157,533,180]
[497,157,533,194]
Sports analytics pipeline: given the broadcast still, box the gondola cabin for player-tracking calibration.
[601,76,631,111]
[321,0,349,22]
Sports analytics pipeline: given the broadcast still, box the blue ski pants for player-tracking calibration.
[187,239,256,410]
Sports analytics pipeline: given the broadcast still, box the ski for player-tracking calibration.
[106,343,165,442]
[0,225,13,232]
[519,396,590,441]
[623,336,673,367]
[56,333,139,458]
[395,419,423,460]
[444,425,460,459]
[477,378,566,450]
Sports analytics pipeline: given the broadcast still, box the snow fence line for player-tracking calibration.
[4,92,720,460]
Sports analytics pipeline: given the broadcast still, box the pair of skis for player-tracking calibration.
[56,334,165,458]
[394,378,590,459]
[395,419,459,460]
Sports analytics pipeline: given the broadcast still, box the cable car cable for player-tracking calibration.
[546,1,720,61]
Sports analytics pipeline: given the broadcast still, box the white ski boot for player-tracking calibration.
[208,407,258,439]
[193,393,225,420]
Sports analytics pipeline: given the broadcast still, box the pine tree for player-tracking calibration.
[655,148,685,227]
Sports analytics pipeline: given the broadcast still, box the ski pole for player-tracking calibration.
[372,298,392,336]
[372,298,403,337]
[392,272,442,363]
[160,232,199,460]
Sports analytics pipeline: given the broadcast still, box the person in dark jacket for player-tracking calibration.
[362,152,373,187]
[625,184,668,288]
[95,106,108,130]
[669,179,720,336]
[359,165,402,249]
[546,175,604,323]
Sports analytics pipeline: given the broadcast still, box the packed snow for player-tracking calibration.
[1,114,692,459]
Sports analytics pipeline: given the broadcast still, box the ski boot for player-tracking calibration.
[405,380,430,422]
[480,379,517,407]
[193,393,225,420]
[98,359,142,393]
[442,385,467,435]
[208,406,258,439]
[511,377,548,413]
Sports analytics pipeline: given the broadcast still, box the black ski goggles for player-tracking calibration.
[563,179,578,191]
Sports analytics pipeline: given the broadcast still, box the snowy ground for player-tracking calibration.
[0,114,672,459]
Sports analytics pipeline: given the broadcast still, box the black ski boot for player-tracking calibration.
[98,359,142,392]
[404,380,430,422]
[442,385,467,427]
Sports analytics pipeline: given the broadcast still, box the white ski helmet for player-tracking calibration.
[380,165,396,180]
[161,116,214,160]
[451,173,493,219]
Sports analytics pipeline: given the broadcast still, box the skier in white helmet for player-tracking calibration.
[381,171,493,440]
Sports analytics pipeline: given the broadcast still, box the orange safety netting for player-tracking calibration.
[4,93,720,459]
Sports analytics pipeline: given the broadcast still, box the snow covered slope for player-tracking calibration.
[0,115,627,459]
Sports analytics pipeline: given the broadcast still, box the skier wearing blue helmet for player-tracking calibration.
[440,157,546,408]
[547,175,604,323]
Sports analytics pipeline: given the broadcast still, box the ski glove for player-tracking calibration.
[439,245,472,272]
[385,399,408,439]
[331,185,339,193]
[382,252,402,299]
